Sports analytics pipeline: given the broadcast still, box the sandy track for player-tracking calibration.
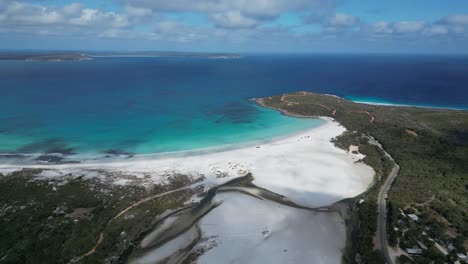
[69,187,193,263]
[280,93,338,116]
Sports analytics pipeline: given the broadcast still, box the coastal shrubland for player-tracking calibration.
[335,131,393,263]
[0,169,197,264]
[258,92,468,263]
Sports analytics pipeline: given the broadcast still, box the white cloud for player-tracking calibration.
[367,21,393,34]
[437,14,468,35]
[423,25,449,36]
[211,11,259,29]
[0,0,154,41]
[321,13,360,33]
[441,14,468,26]
[393,21,426,34]
[154,21,211,42]
[1,1,66,25]
[119,0,336,24]
[155,21,180,34]
[125,5,152,17]
[120,0,328,14]
[117,0,337,31]
[69,8,129,28]
[63,3,82,15]
[326,13,359,27]
[0,1,129,28]
[364,21,427,36]
[1,0,467,51]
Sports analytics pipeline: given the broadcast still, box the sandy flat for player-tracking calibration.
[196,193,346,264]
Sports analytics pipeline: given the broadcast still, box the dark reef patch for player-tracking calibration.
[0,154,28,159]
[103,149,135,157]
[17,138,75,155]
[35,154,64,163]
[207,102,260,124]
[34,154,80,164]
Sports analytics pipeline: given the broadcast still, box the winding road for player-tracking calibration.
[69,186,194,263]
[376,157,400,264]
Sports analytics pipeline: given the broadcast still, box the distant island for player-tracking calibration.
[89,51,241,59]
[0,51,241,62]
[0,52,93,62]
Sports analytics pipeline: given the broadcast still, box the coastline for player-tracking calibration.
[253,97,318,118]
[0,102,321,160]
[256,94,468,114]
[0,117,374,208]
[0,117,325,166]
[1,98,377,263]
[346,97,468,111]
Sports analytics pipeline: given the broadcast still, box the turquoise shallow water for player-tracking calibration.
[0,95,323,155]
[1,55,467,158]
[129,106,324,154]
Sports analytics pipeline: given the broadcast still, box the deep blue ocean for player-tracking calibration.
[1,54,468,156]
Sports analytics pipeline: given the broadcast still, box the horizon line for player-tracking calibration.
[1,49,468,56]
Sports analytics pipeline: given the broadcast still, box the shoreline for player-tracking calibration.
[1,100,377,263]
[346,97,468,111]
[0,117,374,208]
[0,118,325,166]
[0,102,323,164]
[253,97,319,118]
[2,95,464,165]
[255,94,468,113]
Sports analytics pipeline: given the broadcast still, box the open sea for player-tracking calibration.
[1,54,468,157]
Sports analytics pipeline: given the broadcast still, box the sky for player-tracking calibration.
[1,0,468,53]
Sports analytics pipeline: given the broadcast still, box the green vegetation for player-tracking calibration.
[259,92,468,263]
[333,130,393,263]
[0,169,197,263]
[1,92,466,263]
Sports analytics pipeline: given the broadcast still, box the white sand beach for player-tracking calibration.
[1,117,375,263]
[0,117,374,208]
